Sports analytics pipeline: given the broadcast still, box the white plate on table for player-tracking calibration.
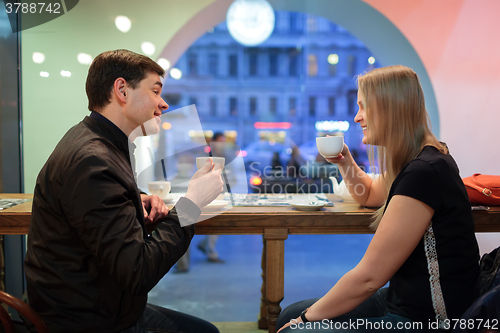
[202,200,230,211]
[290,202,326,211]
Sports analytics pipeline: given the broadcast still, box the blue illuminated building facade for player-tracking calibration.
[162,11,380,163]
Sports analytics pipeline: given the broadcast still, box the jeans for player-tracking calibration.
[118,303,219,333]
[277,288,425,333]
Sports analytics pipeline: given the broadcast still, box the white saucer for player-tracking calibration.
[162,195,174,204]
[290,202,326,211]
[342,199,358,204]
[203,200,230,211]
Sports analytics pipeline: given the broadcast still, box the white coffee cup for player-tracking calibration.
[195,157,225,170]
[316,136,344,158]
[148,181,171,199]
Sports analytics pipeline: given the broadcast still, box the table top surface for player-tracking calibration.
[0,193,498,235]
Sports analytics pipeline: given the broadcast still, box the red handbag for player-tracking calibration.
[462,174,500,206]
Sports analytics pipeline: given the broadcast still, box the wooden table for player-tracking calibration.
[1,193,500,333]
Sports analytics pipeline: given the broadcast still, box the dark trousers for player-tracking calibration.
[119,303,219,333]
[277,288,425,333]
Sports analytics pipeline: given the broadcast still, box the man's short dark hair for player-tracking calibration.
[213,132,225,141]
[86,49,165,111]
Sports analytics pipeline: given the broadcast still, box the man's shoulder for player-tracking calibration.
[59,120,116,153]
[45,120,122,174]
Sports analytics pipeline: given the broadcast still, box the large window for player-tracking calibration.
[163,11,379,193]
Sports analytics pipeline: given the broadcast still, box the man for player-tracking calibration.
[24,49,223,333]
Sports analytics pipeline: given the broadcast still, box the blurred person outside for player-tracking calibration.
[24,49,223,333]
[277,65,479,332]
[197,132,226,263]
[286,145,306,177]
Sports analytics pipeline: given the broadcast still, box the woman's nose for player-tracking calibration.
[354,110,362,123]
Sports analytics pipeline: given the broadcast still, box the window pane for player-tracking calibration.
[229,97,238,116]
[269,53,278,76]
[348,90,357,115]
[309,96,316,116]
[249,97,257,116]
[270,97,277,115]
[209,53,218,76]
[210,97,217,116]
[229,54,238,77]
[328,97,335,116]
[289,52,298,76]
[329,63,337,76]
[308,54,317,77]
[249,53,258,76]
[289,12,301,32]
[348,55,356,76]
[289,97,296,116]
[188,53,197,76]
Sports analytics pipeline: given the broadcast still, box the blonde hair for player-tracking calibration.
[357,65,447,228]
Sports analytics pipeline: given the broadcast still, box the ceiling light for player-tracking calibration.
[368,56,375,65]
[60,70,72,77]
[115,16,131,33]
[40,71,49,77]
[77,53,92,65]
[141,42,155,56]
[33,52,45,64]
[157,58,170,70]
[169,68,182,80]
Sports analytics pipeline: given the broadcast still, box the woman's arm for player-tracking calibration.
[326,144,385,207]
[278,195,433,331]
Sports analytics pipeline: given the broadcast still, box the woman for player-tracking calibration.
[277,65,479,332]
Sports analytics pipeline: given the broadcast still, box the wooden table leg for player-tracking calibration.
[258,236,268,329]
[0,235,4,292]
[264,228,288,333]
[0,235,7,313]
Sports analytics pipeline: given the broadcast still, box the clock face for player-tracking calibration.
[226,0,275,46]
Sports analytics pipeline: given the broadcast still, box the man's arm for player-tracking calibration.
[59,155,199,296]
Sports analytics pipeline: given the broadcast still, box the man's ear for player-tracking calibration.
[113,78,127,104]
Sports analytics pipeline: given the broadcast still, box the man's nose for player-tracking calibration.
[160,99,169,111]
